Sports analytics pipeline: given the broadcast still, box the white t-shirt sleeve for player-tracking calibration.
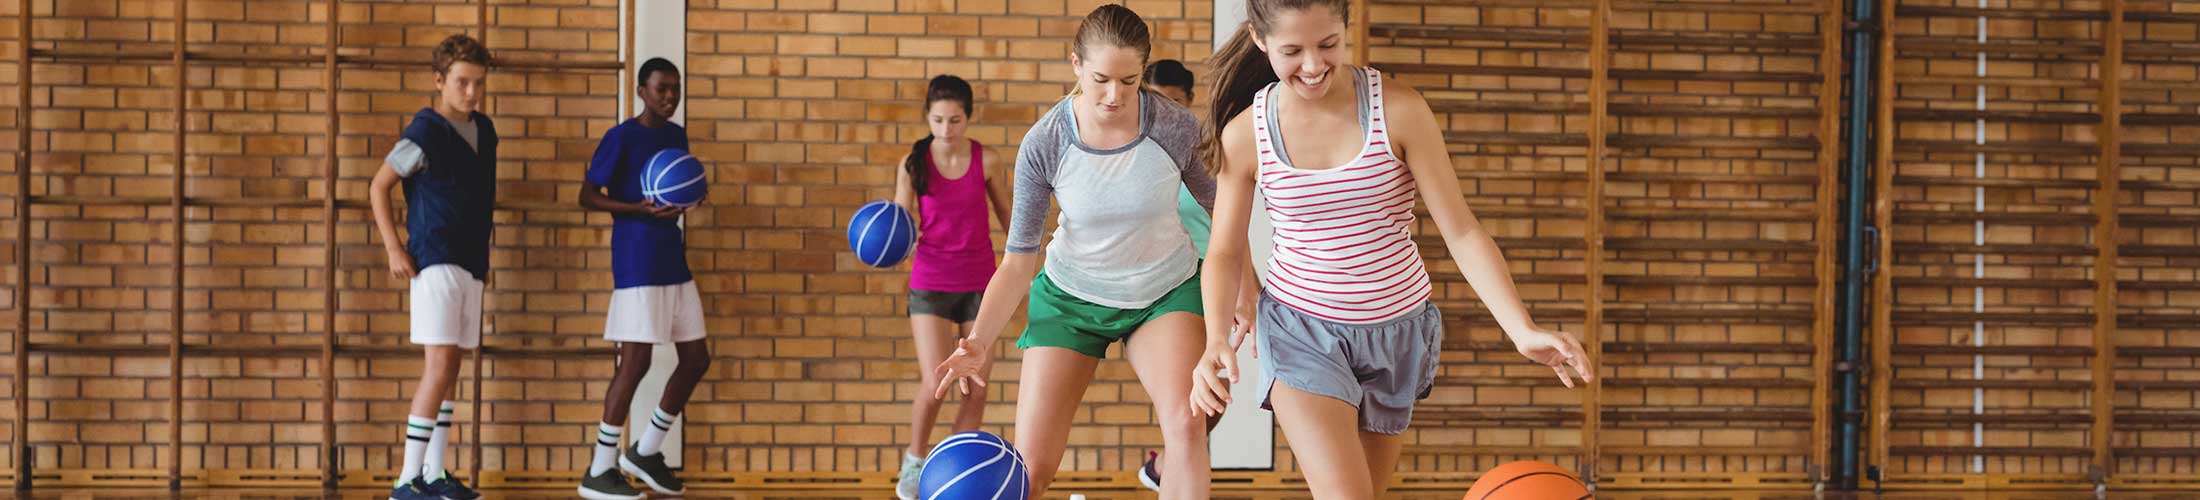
[386,139,426,178]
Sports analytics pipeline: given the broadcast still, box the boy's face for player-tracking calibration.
[640,69,682,120]
[435,61,488,116]
[1154,84,1192,107]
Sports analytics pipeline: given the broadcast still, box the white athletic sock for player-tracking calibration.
[423,401,455,480]
[590,422,622,476]
[400,415,436,484]
[636,408,677,457]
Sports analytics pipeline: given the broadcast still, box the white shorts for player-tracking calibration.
[605,281,707,344]
[410,264,484,349]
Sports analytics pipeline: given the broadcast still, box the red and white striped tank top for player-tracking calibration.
[1253,67,1433,324]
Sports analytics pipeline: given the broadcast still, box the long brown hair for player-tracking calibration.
[1201,0,1348,173]
[905,75,974,196]
[1068,4,1152,96]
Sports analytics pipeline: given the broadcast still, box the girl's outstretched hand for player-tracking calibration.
[1510,327,1594,388]
[932,337,992,399]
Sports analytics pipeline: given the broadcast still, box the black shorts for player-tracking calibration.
[909,289,983,323]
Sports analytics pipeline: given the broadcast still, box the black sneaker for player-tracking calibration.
[1138,450,1162,492]
[417,471,480,500]
[620,448,687,495]
[577,468,646,500]
[388,478,440,500]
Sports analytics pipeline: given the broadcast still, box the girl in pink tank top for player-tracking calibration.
[1190,1,1597,498]
[889,75,1011,500]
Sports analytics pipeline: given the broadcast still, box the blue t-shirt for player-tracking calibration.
[586,118,693,289]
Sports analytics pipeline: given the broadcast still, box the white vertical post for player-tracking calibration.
[1209,1,1277,471]
[627,0,690,469]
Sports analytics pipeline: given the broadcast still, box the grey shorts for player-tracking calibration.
[909,288,983,323]
[1256,292,1444,435]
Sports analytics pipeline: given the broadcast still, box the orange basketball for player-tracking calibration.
[1464,460,1592,500]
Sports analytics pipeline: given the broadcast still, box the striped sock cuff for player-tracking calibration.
[650,409,676,430]
[406,416,436,441]
[596,422,622,447]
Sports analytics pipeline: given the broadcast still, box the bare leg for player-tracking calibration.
[1271,383,1376,500]
[906,314,961,458]
[1010,347,1099,498]
[1123,312,1211,500]
[598,343,655,425]
[655,339,712,414]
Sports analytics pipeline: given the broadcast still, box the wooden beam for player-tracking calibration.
[320,0,341,490]
[2090,0,2124,481]
[169,0,188,489]
[1812,0,1842,484]
[1869,0,1898,481]
[1352,0,1368,66]
[471,0,488,483]
[1582,0,1610,484]
[13,0,31,489]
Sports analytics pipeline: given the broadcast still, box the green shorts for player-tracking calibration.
[1016,269,1204,359]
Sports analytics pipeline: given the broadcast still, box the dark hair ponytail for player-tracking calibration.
[1201,0,1348,174]
[905,74,975,196]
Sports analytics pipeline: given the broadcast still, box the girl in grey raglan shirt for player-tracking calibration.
[931,5,1255,500]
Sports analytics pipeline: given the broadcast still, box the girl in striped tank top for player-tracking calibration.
[1191,1,1595,498]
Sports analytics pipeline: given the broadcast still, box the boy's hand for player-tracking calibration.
[386,249,416,281]
[636,199,686,219]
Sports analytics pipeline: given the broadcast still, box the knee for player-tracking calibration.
[1154,404,1207,441]
[676,353,711,375]
[616,354,653,377]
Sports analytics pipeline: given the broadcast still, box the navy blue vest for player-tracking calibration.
[399,108,498,280]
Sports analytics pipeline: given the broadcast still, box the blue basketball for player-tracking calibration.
[642,148,707,207]
[919,431,1027,500]
[848,200,915,268]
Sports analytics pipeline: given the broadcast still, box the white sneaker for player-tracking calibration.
[895,452,926,500]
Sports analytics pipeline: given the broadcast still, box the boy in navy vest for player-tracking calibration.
[369,34,496,500]
[573,58,710,500]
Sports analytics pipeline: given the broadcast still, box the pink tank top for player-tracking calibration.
[909,140,997,292]
[1255,67,1434,324]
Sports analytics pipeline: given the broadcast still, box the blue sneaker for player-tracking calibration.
[418,471,481,500]
[388,478,440,500]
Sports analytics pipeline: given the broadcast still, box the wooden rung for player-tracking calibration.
[2125,10,2200,23]
[1431,376,1575,387]
[1896,75,2096,88]
[1890,412,2094,426]
[27,195,172,207]
[1447,132,1589,147]
[26,343,169,357]
[2119,346,2200,357]
[1605,377,1813,388]
[1893,242,2095,256]
[1888,311,2094,326]
[1414,407,1582,423]
[1895,5,2107,20]
[1456,170,1584,181]
[1891,344,2095,357]
[1608,135,1819,150]
[1602,409,1812,422]
[1609,103,1819,118]
[1605,238,1814,252]
[1602,445,1816,455]
[1889,378,2093,390]
[2123,113,2200,126]
[2117,380,2200,391]
[1602,275,1814,287]
[1897,108,2098,124]
[1891,277,2094,290]
[2121,244,2200,257]
[1894,140,2097,155]
[2123,143,2200,156]
[1610,31,1821,49]
[1401,445,1586,456]
[1371,25,1584,44]
[1611,0,1824,14]
[2110,412,2200,426]
[1605,206,1817,222]
[1888,446,2094,457]
[1603,342,1814,354]
[2120,213,2200,227]
[1602,307,1816,323]
[1465,205,1587,218]
[2122,179,2200,191]
[1605,172,1820,184]
[2108,313,2200,329]
[1894,210,2095,225]
[1890,175,2099,189]
[1895,38,2102,56]
[1600,472,1817,490]
[1374,63,1591,79]
[1427,99,1588,115]
[2116,448,2200,457]
[1609,69,1820,83]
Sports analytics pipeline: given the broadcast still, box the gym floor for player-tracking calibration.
[0,490,2192,500]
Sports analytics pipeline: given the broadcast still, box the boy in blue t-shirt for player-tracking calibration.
[369,34,495,500]
[574,58,709,500]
